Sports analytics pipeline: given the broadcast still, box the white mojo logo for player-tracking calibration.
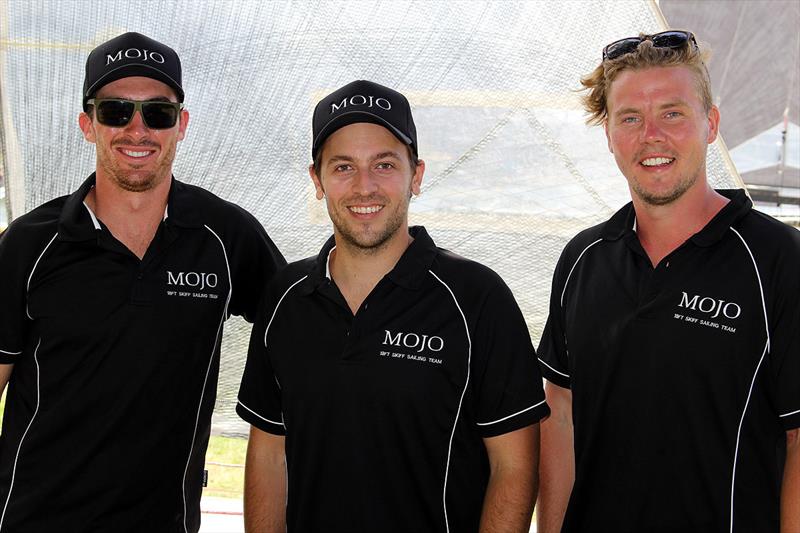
[380,330,445,366]
[674,291,740,334]
[678,292,741,320]
[166,271,220,300]
[107,48,165,65]
[331,94,391,114]
[383,330,444,353]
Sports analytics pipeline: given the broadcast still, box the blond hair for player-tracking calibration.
[581,36,713,125]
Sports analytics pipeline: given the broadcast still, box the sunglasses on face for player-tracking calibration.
[602,30,697,61]
[86,98,184,129]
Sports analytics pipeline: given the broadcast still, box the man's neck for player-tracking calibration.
[85,171,172,260]
[330,229,413,315]
[633,184,729,267]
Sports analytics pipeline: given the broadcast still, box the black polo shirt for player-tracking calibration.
[538,189,800,533]
[0,174,285,533]
[237,226,548,533]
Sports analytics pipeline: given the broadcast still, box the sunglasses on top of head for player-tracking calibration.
[86,98,184,129]
[602,30,698,62]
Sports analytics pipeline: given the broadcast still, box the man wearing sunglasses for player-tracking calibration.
[537,31,799,532]
[0,32,285,532]
[236,80,549,532]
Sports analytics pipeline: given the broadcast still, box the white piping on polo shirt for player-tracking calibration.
[26,233,59,320]
[238,400,285,428]
[0,349,22,356]
[236,276,308,431]
[181,225,233,533]
[780,408,800,418]
[82,202,101,230]
[560,238,603,308]
[538,238,603,380]
[538,358,569,378]
[0,339,42,532]
[264,276,308,348]
[325,247,335,280]
[476,399,548,426]
[728,227,771,533]
[428,270,471,533]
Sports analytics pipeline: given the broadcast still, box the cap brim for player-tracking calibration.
[312,110,413,158]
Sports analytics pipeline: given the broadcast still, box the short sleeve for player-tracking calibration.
[537,249,572,389]
[770,238,800,431]
[227,208,286,323]
[471,279,549,438]
[236,290,286,435]
[0,226,31,364]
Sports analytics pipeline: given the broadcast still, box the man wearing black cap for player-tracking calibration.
[0,32,284,532]
[237,80,549,532]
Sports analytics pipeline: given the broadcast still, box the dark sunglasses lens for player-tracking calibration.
[142,102,179,129]
[652,31,690,49]
[605,38,642,60]
[96,100,134,127]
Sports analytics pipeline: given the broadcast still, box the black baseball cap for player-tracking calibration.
[83,32,183,111]
[312,80,417,159]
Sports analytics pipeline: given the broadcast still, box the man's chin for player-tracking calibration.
[112,172,163,193]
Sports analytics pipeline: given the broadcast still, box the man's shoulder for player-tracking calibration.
[430,247,509,294]
[0,195,67,248]
[559,219,609,261]
[736,208,800,253]
[267,255,317,294]
[174,180,258,224]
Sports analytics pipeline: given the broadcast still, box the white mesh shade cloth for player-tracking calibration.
[0,0,743,435]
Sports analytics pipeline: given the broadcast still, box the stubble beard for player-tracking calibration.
[630,153,705,207]
[99,138,176,193]
[330,193,410,255]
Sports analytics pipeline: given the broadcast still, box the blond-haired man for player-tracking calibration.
[538,31,799,532]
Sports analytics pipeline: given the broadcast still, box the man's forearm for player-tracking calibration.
[243,428,287,533]
[782,428,800,533]
[537,381,574,533]
[479,424,539,533]
[479,466,537,533]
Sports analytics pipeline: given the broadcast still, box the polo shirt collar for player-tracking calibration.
[303,225,438,294]
[600,188,752,245]
[689,189,751,246]
[58,174,102,241]
[387,226,438,289]
[58,173,203,241]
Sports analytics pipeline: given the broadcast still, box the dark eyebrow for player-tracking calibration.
[325,155,355,165]
[373,151,402,161]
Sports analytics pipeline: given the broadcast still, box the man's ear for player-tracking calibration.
[309,164,325,200]
[411,160,425,196]
[79,112,96,143]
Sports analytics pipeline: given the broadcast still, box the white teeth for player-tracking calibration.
[122,150,151,158]
[349,205,383,214]
[641,157,674,166]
